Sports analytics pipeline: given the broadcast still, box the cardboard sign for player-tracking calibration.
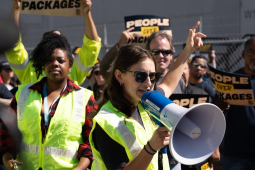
[124,15,172,48]
[169,94,210,108]
[20,0,82,17]
[208,65,255,106]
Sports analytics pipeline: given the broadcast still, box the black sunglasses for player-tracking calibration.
[123,70,161,83]
[192,62,206,69]
[150,50,172,56]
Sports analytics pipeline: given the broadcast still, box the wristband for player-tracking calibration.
[147,141,157,153]
[144,145,155,155]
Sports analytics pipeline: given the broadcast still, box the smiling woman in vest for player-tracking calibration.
[89,22,206,170]
[0,33,97,170]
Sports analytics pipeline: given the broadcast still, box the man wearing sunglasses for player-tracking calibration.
[145,31,186,94]
[189,55,217,101]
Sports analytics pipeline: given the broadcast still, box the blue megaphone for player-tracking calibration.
[141,90,226,165]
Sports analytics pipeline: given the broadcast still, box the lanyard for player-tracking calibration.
[43,81,67,126]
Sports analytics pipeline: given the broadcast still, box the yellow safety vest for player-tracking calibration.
[15,83,93,170]
[89,101,170,170]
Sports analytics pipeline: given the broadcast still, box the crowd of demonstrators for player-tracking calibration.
[222,37,255,170]
[89,21,206,170]
[0,0,254,170]
[5,0,101,86]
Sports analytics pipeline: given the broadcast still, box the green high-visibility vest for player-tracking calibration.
[89,101,170,170]
[15,83,92,170]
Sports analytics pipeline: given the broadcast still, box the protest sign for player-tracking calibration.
[20,0,82,17]
[124,15,172,48]
[207,65,255,106]
[169,94,210,108]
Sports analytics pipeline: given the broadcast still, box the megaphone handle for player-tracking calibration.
[152,117,167,154]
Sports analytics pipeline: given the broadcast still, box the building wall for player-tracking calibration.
[0,0,247,62]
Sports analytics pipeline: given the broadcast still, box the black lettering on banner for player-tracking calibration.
[144,36,148,43]
[22,1,30,10]
[61,0,68,8]
[240,94,245,100]
[74,0,80,8]
[189,98,195,108]
[29,1,36,10]
[216,84,232,91]
[132,37,138,43]
[53,0,60,9]
[138,37,144,43]
[45,1,52,9]
[37,1,44,10]
[218,92,224,99]
[232,94,239,100]
[68,0,74,8]
[246,94,252,100]
[225,94,231,100]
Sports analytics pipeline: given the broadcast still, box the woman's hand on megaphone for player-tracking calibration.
[149,127,170,151]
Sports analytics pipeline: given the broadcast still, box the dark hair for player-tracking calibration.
[145,31,175,53]
[42,30,65,39]
[99,45,157,117]
[191,55,207,63]
[244,37,255,49]
[30,34,73,79]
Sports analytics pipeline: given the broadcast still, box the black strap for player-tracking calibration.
[158,152,163,170]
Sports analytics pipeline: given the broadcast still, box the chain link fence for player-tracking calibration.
[173,38,250,73]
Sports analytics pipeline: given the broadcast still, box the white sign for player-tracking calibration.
[241,0,255,36]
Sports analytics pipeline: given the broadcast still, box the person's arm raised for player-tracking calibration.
[81,0,99,42]
[100,27,135,81]
[158,21,206,98]
[11,0,20,27]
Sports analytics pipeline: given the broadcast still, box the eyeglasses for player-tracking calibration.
[94,71,101,75]
[192,62,206,69]
[123,70,161,83]
[245,49,255,56]
[150,50,172,56]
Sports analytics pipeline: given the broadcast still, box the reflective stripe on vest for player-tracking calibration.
[20,141,78,159]
[20,142,40,154]
[74,54,92,72]
[9,55,29,70]
[100,108,142,158]
[44,146,77,159]
[18,84,85,123]
[93,156,101,170]
[17,83,33,121]
[74,87,86,122]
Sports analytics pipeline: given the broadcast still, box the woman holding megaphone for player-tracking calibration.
[89,22,206,170]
